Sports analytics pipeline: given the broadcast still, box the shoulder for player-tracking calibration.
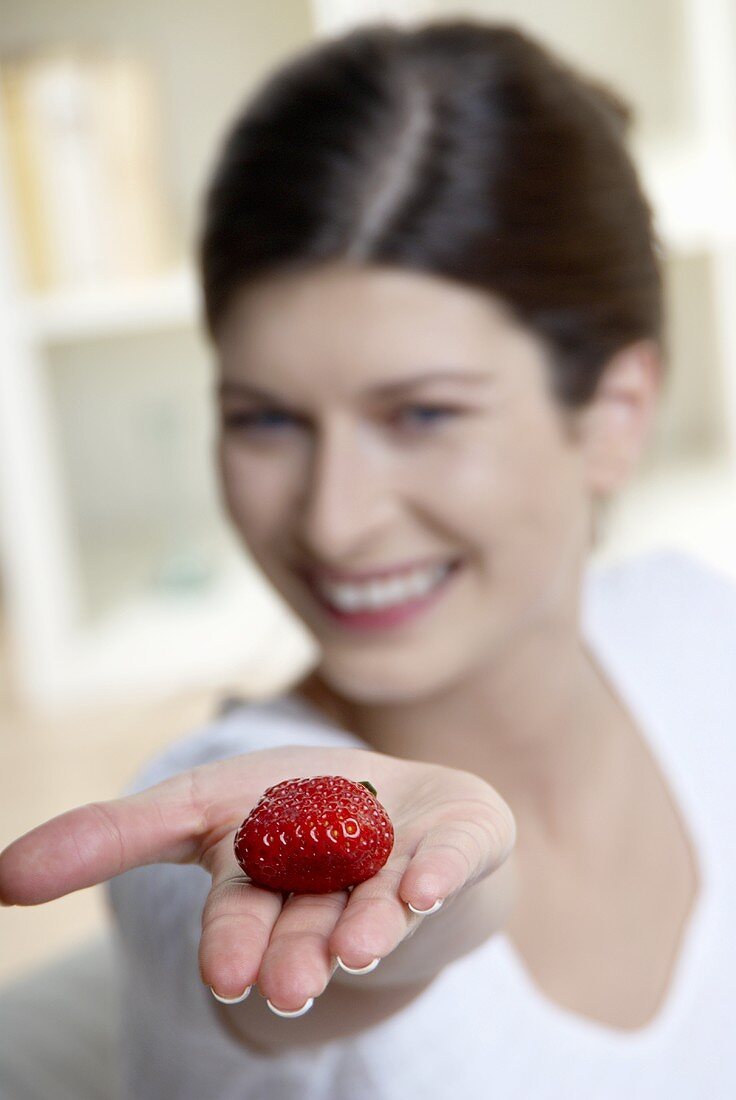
[584,549,736,644]
[583,549,736,713]
[121,692,368,797]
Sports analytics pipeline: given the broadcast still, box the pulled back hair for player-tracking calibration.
[199,18,664,406]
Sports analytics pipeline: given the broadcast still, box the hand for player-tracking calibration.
[0,743,515,1014]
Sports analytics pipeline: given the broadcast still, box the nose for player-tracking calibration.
[296,418,395,563]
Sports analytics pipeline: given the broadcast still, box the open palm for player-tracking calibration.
[0,743,515,1015]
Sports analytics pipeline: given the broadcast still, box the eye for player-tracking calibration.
[393,404,459,429]
[221,404,460,436]
[221,409,301,433]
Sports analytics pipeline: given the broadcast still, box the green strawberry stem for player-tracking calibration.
[358,779,377,797]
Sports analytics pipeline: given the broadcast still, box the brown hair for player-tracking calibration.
[199,18,664,405]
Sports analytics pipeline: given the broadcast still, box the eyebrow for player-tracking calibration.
[217,369,492,402]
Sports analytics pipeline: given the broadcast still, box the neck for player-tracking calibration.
[297,619,635,854]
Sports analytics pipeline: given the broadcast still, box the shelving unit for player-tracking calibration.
[0,2,319,711]
[1,0,735,711]
[26,266,199,344]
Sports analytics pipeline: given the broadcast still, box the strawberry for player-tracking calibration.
[234,775,394,894]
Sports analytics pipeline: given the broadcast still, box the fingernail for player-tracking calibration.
[210,984,252,1004]
[408,897,444,915]
[266,997,314,1018]
[335,955,381,975]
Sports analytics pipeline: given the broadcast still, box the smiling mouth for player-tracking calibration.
[302,558,465,622]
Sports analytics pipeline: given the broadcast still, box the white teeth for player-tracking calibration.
[315,562,453,612]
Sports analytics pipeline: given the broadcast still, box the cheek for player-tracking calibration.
[217,439,291,547]
[507,433,584,538]
[491,431,590,619]
[436,416,587,572]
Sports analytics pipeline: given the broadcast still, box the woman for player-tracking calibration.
[2,18,736,1099]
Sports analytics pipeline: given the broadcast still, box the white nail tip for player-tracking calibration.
[210,985,252,1004]
[266,997,314,1017]
[408,897,444,915]
[335,955,381,974]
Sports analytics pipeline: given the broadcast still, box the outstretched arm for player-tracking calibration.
[0,744,516,1053]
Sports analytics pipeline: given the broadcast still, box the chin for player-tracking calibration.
[316,652,454,707]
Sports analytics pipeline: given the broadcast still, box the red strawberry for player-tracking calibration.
[234,775,394,894]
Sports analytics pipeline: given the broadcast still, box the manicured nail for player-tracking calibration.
[266,997,314,1018]
[336,955,381,975]
[408,897,444,915]
[210,984,252,1004]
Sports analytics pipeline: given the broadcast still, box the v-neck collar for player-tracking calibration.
[487,615,717,1049]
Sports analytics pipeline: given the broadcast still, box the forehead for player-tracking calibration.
[215,262,543,395]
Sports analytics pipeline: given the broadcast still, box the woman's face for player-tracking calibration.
[214,262,630,704]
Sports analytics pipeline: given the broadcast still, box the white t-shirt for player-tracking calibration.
[105,551,736,1099]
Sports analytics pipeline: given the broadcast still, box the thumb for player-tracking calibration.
[400,805,516,911]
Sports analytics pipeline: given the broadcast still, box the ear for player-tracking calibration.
[578,339,663,496]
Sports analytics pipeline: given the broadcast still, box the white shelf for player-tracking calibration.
[22,565,314,710]
[25,265,199,344]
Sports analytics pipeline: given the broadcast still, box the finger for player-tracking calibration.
[0,772,207,906]
[199,838,284,1002]
[0,746,377,908]
[258,889,349,1013]
[328,844,422,970]
[399,806,516,913]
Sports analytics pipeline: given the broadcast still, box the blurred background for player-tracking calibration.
[0,0,735,985]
